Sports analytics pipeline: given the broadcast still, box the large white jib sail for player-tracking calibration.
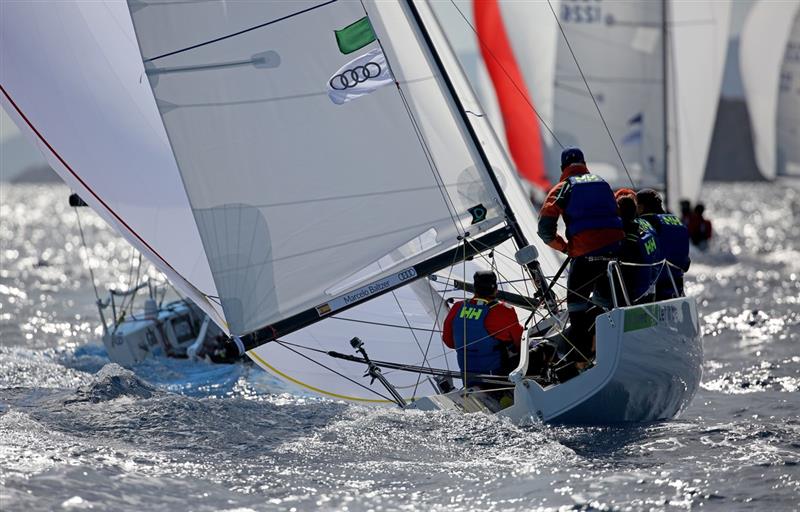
[121,0,563,400]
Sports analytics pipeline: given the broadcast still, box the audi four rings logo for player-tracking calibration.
[329,62,382,90]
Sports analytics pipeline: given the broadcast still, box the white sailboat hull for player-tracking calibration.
[414,297,702,425]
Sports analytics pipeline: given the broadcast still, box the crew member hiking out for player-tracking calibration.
[537,148,624,364]
[441,270,522,387]
[637,189,691,299]
[617,194,660,304]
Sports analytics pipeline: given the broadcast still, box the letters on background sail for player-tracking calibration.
[552,1,667,190]
[740,0,800,181]
[0,1,228,331]
[125,0,511,337]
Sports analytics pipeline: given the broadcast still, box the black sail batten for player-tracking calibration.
[238,226,514,352]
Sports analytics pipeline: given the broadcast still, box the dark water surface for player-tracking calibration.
[1,182,798,511]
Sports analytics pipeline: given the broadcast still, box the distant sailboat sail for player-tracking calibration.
[0,0,228,331]
[473,0,549,192]
[443,0,730,212]
[666,0,731,210]
[777,8,800,177]
[740,0,800,181]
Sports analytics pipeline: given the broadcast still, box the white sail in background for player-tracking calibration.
[666,0,731,212]
[0,1,228,331]
[552,1,666,190]
[777,8,800,177]
[740,0,800,181]
[437,1,730,211]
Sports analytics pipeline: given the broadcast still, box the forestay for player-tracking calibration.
[0,1,227,330]
[740,0,800,181]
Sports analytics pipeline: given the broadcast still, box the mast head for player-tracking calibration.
[561,147,585,170]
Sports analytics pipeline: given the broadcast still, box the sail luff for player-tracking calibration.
[405,0,528,250]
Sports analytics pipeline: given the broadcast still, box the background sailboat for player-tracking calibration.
[436,0,730,212]
[740,0,800,180]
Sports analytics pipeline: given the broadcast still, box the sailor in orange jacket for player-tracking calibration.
[537,148,624,361]
[442,270,522,385]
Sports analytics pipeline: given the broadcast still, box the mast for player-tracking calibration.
[405,0,558,312]
[406,1,528,250]
[662,0,670,209]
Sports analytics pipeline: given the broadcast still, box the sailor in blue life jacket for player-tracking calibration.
[617,195,660,304]
[636,189,691,299]
[538,148,624,364]
[442,270,523,386]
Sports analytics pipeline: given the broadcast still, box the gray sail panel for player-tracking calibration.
[126,0,505,335]
[553,0,666,189]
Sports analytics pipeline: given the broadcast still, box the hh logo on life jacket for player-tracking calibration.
[459,306,483,320]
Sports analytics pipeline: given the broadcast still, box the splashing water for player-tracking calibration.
[1,182,798,511]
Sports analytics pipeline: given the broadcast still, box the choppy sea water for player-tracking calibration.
[0,182,798,512]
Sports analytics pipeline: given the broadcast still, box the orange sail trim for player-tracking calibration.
[474,0,550,192]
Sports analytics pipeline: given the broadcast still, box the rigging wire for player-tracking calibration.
[73,206,102,304]
[447,0,565,149]
[545,0,636,189]
[273,340,396,403]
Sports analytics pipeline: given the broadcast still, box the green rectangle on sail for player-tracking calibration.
[335,16,376,54]
[624,305,659,332]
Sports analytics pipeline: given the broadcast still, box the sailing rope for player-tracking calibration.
[447,0,565,149]
[73,206,102,304]
[545,0,636,189]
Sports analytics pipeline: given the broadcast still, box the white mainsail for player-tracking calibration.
[126,0,513,337]
[740,0,800,181]
[120,0,562,401]
[0,0,228,330]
